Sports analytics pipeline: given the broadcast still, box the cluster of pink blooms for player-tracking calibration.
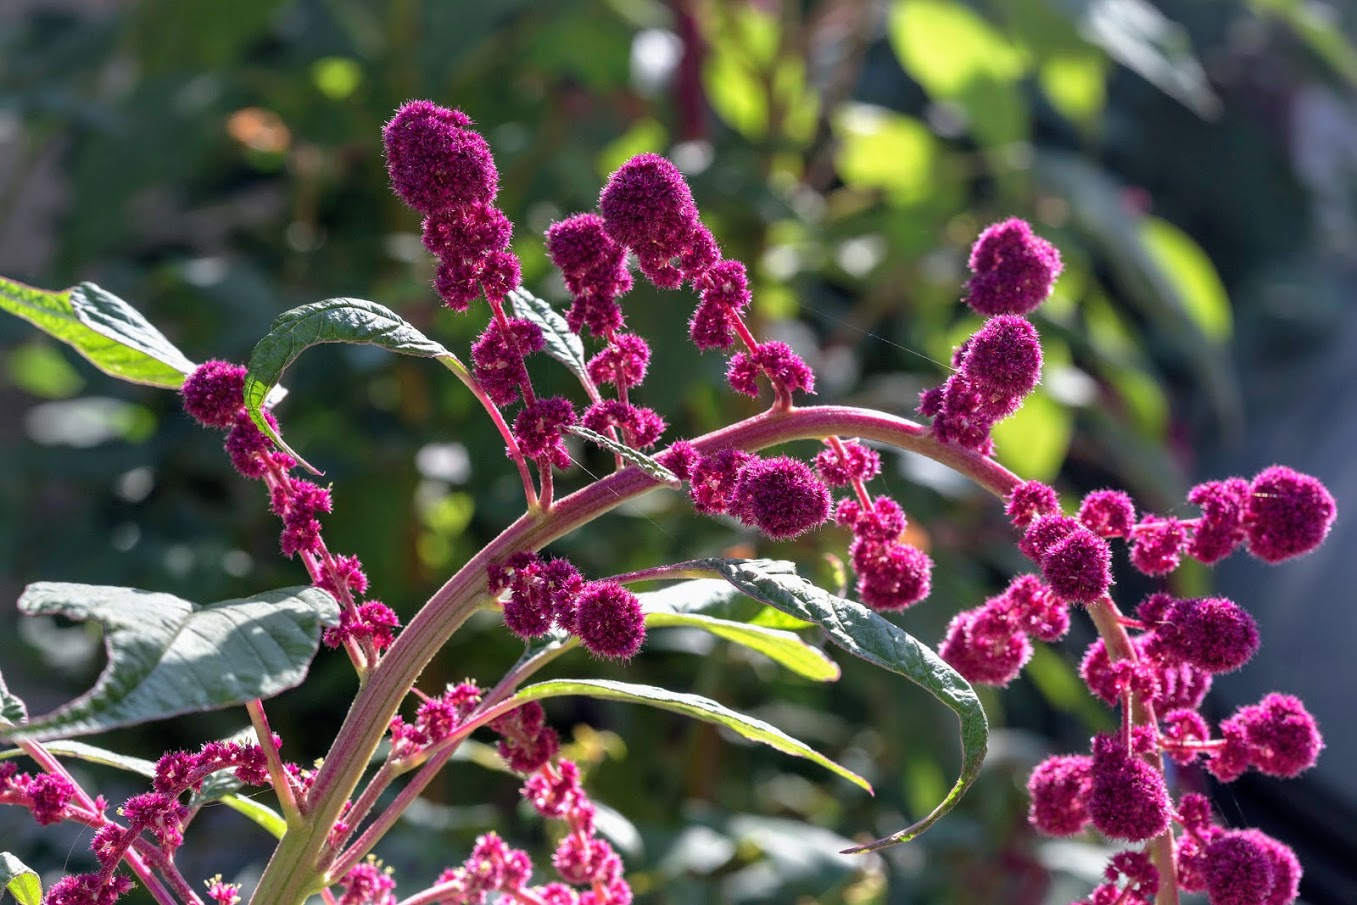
[913,222,1335,904]
[487,553,646,659]
[180,361,400,663]
[9,737,270,905]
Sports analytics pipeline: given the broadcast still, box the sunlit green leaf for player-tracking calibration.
[991,388,1073,482]
[833,105,937,205]
[3,584,338,742]
[0,852,41,905]
[644,612,838,681]
[0,277,193,389]
[1140,217,1232,341]
[4,342,85,399]
[567,426,679,486]
[0,673,24,728]
[1039,53,1106,127]
[512,678,870,792]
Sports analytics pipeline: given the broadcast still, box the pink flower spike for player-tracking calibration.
[574,581,645,659]
[383,100,497,215]
[1019,514,1080,562]
[850,538,932,610]
[1026,754,1092,835]
[957,314,1043,398]
[514,396,578,468]
[598,153,702,284]
[964,218,1064,316]
[728,455,831,540]
[688,448,755,514]
[814,439,881,487]
[1005,480,1059,529]
[1130,516,1189,576]
[939,604,1032,686]
[1245,466,1337,563]
[1078,489,1137,538]
[1040,527,1112,604]
[1187,477,1250,564]
[182,360,247,428]
[1204,831,1275,905]
[1159,596,1259,674]
[1229,693,1323,778]
[587,334,650,389]
[1087,733,1171,842]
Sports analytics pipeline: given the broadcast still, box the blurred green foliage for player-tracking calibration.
[2,0,1354,902]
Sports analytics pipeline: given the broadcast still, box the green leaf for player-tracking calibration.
[0,277,194,389]
[1139,217,1232,341]
[567,426,680,486]
[512,678,870,793]
[0,852,41,905]
[1076,0,1219,117]
[645,613,839,681]
[507,288,588,385]
[1039,52,1106,128]
[694,558,987,852]
[0,672,25,728]
[218,791,288,838]
[3,584,338,742]
[20,740,156,776]
[888,0,1028,146]
[242,298,463,472]
[832,104,939,205]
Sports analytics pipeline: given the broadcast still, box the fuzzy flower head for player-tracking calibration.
[1157,596,1259,674]
[1130,516,1189,576]
[574,581,645,659]
[1187,477,1250,564]
[513,397,577,469]
[1204,831,1276,905]
[1223,693,1323,778]
[182,360,247,428]
[598,153,704,285]
[850,538,933,611]
[729,455,831,540]
[1245,466,1336,563]
[958,314,1043,398]
[1026,754,1092,835]
[546,213,632,337]
[383,100,497,215]
[964,218,1064,316]
[814,440,881,487]
[587,334,650,389]
[1078,489,1137,538]
[1005,480,1059,529]
[688,448,754,514]
[470,316,545,407]
[1087,733,1171,842]
[939,603,1032,686]
[1040,527,1112,604]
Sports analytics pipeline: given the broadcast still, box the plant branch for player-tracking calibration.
[246,699,303,825]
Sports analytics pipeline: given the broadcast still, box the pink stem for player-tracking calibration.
[246,699,302,822]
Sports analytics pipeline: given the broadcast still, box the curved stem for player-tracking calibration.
[246,699,303,825]
[439,357,539,511]
[248,405,1017,905]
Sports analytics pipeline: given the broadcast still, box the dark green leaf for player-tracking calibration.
[507,288,588,384]
[0,852,41,905]
[242,298,463,472]
[0,277,193,389]
[0,672,25,728]
[567,426,680,486]
[694,558,987,852]
[3,584,338,742]
[512,678,870,792]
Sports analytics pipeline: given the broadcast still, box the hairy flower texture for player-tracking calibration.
[554,835,624,889]
[492,554,585,640]
[46,873,134,905]
[837,496,906,543]
[964,218,1064,316]
[1161,708,1212,764]
[1078,489,1137,538]
[574,581,645,659]
[655,439,699,482]
[514,397,577,469]
[940,602,1033,686]
[1239,829,1303,905]
[1204,831,1275,905]
[181,360,247,428]
[1222,693,1323,778]
[1003,574,1070,641]
[3,771,78,826]
[688,448,754,514]
[1040,527,1112,604]
[546,213,632,337]
[383,100,496,215]
[493,702,561,774]
[1080,635,1212,710]
[850,537,933,611]
[422,204,517,309]
[727,341,816,399]
[1087,733,1170,842]
[524,760,585,820]
[1019,514,1080,562]
[728,456,831,540]
[1130,516,1189,576]
[324,601,399,651]
[587,334,650,389]
[1005,480,1059,529]
[697,258,751,312]
[121,791,190,849]
[814,440,881,487]
[599,153,711,288]
[1084,851,1158,905]
[278,478,333,558]
[1027,754,1092,835]
[204,876,242,905]
[582,400,666,449]
[689,297,736,350]
[958,314,1043,398]
[224,409,292,479]
[338,857,396,905]
[470,316,545,407]
[1187,477,1250,564]
[1245,466,1337,563]
[153,738,272,796]
[1156,596,1259,674]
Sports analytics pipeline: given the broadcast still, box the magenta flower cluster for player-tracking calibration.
[489,553,645,659]
[180,360,399,668]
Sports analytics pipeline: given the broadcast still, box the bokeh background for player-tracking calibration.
[3,1,1356,902]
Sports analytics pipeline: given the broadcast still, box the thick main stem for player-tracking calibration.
[248,405,1017,905]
